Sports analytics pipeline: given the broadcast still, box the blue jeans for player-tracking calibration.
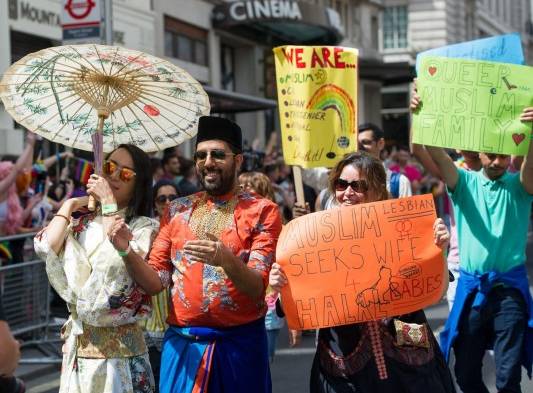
[453,286,527,393]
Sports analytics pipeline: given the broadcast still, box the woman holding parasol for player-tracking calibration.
[1,43,210,393]
[35,144,157,393]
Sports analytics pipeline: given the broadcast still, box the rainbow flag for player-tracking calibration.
[75,159,93,184]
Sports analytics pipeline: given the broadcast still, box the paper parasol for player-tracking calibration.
[0,44,210,208]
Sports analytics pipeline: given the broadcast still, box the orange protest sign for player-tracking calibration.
[277,194,445,330]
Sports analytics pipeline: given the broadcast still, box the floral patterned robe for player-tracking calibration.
[35,212,158,393]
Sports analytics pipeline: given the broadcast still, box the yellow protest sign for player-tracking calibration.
[273,46,358,168]
[276,195,445,330]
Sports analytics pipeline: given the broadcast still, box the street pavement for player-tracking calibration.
[19,227,533,393]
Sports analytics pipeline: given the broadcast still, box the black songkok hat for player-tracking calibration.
[195,116,242,153]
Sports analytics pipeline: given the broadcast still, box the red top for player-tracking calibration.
[389,164,422,183]
[148,190,282,327]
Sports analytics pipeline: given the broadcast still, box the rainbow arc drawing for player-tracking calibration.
[306,84,356,136]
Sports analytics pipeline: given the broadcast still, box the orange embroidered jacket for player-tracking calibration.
[148,190,282,327]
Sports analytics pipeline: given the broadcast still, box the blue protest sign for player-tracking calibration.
[415,33,524,74]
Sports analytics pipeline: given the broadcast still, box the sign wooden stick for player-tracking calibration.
[292,165,305,206]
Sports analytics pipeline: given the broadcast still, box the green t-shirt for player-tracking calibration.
[449,168,533,274]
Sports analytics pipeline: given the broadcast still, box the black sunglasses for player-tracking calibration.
[155,194,178,203]
[193,149,235,163]
[335,179,369,193]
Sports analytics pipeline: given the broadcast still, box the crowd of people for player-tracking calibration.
[0,97,531,393]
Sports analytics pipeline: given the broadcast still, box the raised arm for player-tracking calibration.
[519,107,533,194]
[411,143,443,179]
[424,147,459,191]
[0,133,35,195]
[41,151,74,170]
[409,82,458,190]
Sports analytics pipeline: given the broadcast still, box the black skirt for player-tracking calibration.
[309,310,456,393]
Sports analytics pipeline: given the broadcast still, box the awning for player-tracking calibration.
[212,1,344,45]
[359,59,416,85]
[204,86,277,113]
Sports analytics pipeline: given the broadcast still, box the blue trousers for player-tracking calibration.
[266,329,280,362]
[453,287,527,393]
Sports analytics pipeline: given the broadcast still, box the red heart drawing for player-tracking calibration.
[512,133,525,146]
[428,66,437,76]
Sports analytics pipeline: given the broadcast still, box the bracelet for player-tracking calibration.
[102,203,118,215]
[54,214,70,224]
[117,243,131,257]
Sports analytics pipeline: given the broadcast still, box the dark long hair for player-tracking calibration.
[106,144,152,222]
[328,152,389,202]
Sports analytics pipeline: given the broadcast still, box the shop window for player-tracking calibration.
[382,6,408,49]
[164,16,208,66]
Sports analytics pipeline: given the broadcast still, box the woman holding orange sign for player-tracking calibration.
[270,152,455,393]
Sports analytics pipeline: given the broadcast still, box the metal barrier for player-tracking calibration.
[0,232,62,364]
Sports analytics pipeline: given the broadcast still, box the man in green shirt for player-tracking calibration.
[412,89,533,392]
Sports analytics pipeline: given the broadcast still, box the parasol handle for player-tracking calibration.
[88,113,107,211]
[88,195,97,211]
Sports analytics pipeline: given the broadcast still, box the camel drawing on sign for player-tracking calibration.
[356,266,403,308]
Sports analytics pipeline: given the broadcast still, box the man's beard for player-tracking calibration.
[198,162,237,196]
[484,165,506,180]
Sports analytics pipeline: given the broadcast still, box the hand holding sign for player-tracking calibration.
[520,107,533,122]
[275,194,447,330]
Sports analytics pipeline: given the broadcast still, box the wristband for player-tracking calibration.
[102,203,118,215]
[117,243,131,257]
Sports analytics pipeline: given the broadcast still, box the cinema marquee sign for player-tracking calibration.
[212,0,344,43]
[226,0,302,21]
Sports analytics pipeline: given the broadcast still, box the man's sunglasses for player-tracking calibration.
[334,178,369,193]
[193,149,235,163]
[155,194,178,204]
[103,160,136,182]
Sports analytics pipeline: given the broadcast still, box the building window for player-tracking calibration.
[382,6,408,49]
[164,16,208,66]
[221,44,235,91]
